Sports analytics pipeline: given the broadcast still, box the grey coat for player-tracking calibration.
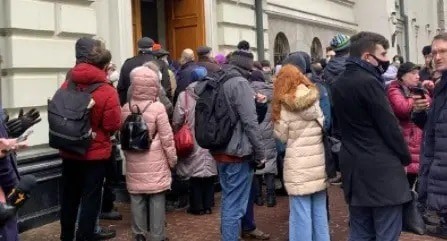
[172,82,217,178]
[250,81,277,175]
[194,72,266,162]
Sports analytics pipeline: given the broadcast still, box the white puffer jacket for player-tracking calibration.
[274,84,327,196]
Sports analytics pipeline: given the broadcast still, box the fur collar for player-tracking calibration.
[282,84,319,111]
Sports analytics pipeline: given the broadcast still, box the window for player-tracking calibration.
[310,37,323,61]
[274,32,290,66]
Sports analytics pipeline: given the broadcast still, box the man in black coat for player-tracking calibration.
[117,37,172,106]
[331,31,411,241]
[413,33,447,239]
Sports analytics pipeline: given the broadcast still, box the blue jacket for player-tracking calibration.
[413,73,447,211]
[174,61,199,105]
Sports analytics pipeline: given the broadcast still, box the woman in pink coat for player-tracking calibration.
[387,62,430,188]
[121,66,177,241]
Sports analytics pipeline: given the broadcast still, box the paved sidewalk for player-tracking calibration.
[20,187,442,241]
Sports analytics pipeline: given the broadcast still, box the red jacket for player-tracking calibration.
[60,63,121,161]
[387,81,430,174]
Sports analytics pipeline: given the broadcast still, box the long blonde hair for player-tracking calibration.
[272,64,315,122]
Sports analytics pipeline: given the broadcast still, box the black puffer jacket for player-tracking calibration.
[323,55,348,85]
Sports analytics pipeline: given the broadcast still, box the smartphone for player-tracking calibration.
[411,87,426,99]
[16,130,33,143]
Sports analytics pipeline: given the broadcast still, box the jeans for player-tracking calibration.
[289,191,330,241]
[189,176,215,212]
[349,205,403,241]
[218,161,253,241]
[242,174,256,232]
[60,159,106,241]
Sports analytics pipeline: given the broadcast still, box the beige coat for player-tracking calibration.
[121,67,177,194]
[274,84,327,196]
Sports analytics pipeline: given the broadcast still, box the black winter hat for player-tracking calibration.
[237,40,250,51]
[137,37,154,49]
[283,53,306,74]
[230,50,254,71]
[75,37,96,63]
[249,69,265,82]
[297,51,312,74]
[397,62,420,80]
[422,45,432,56]
[197,46,212,56]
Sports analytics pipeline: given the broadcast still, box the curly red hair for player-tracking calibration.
[272,64,315,122]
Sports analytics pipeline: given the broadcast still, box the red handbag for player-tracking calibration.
[174,92,195,158]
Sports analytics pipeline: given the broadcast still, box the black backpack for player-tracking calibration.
[48,80,103,155]
[120,102,155,152]
[194,68,240,150]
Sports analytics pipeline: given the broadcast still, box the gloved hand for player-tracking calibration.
[5,108,41,138]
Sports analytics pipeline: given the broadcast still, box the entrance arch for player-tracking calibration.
[274,32,290,65]
[310,37,323,61]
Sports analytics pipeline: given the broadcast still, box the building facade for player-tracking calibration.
[0,0,445,230]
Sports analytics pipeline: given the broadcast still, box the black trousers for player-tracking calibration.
[101,145,120,213]
[188,176,215,212]
[60,159,106,241]
[349,205,403,241]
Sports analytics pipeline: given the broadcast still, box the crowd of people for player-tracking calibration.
[0,27,447,241]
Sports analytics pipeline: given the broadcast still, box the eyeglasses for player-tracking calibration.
[431,49,447,57]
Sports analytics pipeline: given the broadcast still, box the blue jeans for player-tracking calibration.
[289,191,330,241]
[241,174,256,232]
[218,161,253,241]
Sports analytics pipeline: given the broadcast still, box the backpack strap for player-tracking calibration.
[85,83,104,93]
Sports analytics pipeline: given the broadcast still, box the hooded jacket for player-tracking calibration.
[250,80,277,175]
[172,82,217,178]
[323,54,348,85]
[121,67,177,194]
[274,84,326,196]
[60,63,121,161]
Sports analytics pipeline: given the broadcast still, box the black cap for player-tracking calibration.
[137,37,154,49]
[283,53,306,74]
[197,46,212,56]
[397,62,421,80]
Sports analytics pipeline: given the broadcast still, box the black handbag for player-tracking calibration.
[317,121,341,179]
[403,180,426,235]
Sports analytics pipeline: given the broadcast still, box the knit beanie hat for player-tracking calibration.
[75,37,96,63]
[249,69,265,82]
[330,33,351,52]
[214,54,226,65]
[283,53,307,74]
[230,50,254,71]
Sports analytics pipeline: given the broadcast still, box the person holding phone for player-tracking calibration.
[387,62,431,188]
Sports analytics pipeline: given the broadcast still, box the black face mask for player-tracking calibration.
[370,54,390,74]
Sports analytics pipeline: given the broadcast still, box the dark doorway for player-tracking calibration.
[141,0,159,42]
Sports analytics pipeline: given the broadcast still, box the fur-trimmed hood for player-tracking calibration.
[281,84,319,112]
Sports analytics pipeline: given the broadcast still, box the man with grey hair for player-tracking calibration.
[174,48,198,105]
[117,37,172,106]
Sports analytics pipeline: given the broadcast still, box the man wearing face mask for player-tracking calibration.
[331,32,411,241]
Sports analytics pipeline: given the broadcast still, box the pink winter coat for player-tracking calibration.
[387,81,430,174]
[121,67,177,194]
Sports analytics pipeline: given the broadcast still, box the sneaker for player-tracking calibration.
[242,228,270,240]
[93,227,116,240]
[99,210,123,220]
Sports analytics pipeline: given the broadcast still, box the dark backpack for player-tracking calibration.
[120,102,156,152]
[194,68,240,150]
[48,80,103,155]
